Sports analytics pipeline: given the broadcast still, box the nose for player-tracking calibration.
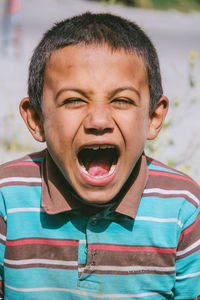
[83,103,114,134]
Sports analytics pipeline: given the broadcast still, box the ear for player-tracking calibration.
[148,95,169,140]
[19,97,45,142]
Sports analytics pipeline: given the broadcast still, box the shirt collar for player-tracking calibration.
[41,150,148,219]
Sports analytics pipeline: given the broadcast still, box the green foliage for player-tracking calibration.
[97,0,200,11]
[145,50,200,179]
[189,50,198,87]
[150,0,200,11]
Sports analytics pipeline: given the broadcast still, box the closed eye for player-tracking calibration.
[62,98,87,108]
[111,97,135,109]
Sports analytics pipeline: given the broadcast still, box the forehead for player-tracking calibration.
[44,44,148,91]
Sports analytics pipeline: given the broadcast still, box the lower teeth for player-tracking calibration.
[108,164,116,175]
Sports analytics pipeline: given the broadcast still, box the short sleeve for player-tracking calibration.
[173,205,200,299]
[0,215,6,299]
[0,190,7,299]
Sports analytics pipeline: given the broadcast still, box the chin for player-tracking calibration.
[78,188,118,204]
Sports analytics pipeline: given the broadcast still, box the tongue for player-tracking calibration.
[87,162,110,177]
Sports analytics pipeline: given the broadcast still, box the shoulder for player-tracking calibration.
[0,150,46,219]
[0,149,46,187]
[145,156,200,209]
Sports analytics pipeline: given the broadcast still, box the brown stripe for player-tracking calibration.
[0,217,6,245]
[5,244,78,261]
[177,218,200,252]
[147,157,193,181]
[0,165,41,180]
[177,244,200,260]
[0,280,3,298]
[0,239,5,245]
[86,249,176,268]
[83,269,175,276]
[0,150,45,179]
[143,191,198,207]
[0,182,41,188]
[0,150,45,167]
[146,174,200,200]
[4,263,77,270]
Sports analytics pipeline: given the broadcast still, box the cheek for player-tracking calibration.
[118,111,149,140]
[42,111,83,159]
[43,114,70,148]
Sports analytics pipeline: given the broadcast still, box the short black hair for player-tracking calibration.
[28,12,163,113]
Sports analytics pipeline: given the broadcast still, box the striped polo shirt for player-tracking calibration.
[0,149,200,299]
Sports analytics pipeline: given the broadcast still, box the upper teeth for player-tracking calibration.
[84,145,115,150]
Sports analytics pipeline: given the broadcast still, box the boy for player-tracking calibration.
[0,12,200,299]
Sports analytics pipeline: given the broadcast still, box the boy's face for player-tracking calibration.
[21,44,168,203]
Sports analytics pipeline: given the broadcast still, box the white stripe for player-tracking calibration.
[5,284,170,298]
[176,239,200,256]
[7,207,43,214]
[176,271,200,280]
[0,177,41,184]
[79,239,86,244]
[0,234,6,241]
[144,188,199,206]
[4,258,77,267]
[79,265,175,273]
[135,216,183,228]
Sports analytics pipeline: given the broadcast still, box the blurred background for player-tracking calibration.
[0,0,200,181]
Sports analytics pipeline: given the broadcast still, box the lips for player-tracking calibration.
[77,144,120,186]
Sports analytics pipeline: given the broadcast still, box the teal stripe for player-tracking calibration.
[147,161,183,176]
[26,157,43,162]
[176,251,200,275]
[1,186,42,209]
[4,288,172,300]
[0,244,5,265]
[5,268,78,289]
[6,210,179,247]
[78,273,175,295]
[174,274,200,298]
[138,196,196,223]
[6,212,87,240]
[7,209,179,246]
[0,193,6,218]
[4,268,174,298]
[88,218,178,247]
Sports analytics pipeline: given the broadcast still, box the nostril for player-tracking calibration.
[83,107,114,133]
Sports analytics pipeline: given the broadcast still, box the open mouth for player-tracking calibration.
[77,145,119,179]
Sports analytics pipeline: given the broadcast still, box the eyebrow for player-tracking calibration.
[55,88,88,101]
[109,86,140,99]
[55,86,140,101]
